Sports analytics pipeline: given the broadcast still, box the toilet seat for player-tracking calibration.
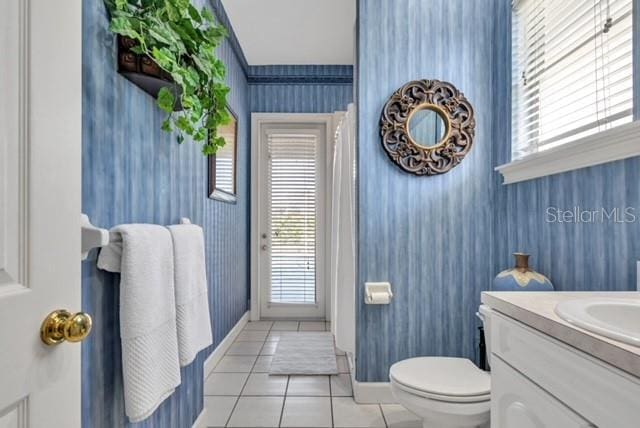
[390,357,490,403]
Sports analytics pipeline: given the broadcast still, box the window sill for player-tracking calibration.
[495,121,640,185]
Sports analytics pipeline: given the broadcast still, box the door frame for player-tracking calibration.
[250,113,337,321]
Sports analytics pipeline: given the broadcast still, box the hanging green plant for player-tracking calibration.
[105,0,231,155]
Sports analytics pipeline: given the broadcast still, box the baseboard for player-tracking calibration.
[346,352,396,404]
[191,408,207,428]
[203,311,250,377]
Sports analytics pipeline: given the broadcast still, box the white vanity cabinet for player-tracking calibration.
[489,311,640,428]
[491,357,592,428]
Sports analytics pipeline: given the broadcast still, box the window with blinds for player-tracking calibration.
[267,132,318,304]
[512,0,633,159]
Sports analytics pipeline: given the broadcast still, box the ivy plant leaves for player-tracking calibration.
[105,0,231,155]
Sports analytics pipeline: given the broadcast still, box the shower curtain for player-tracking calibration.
[330,103,356,355]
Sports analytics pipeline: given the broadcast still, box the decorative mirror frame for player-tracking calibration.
[208,107,238,203]
[380,79,475,176]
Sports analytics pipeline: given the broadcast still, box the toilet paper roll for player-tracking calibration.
[368,291,391,304]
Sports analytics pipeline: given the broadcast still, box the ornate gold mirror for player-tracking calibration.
[380,79,475,176]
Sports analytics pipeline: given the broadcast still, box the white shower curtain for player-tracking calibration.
[330,103,356,354]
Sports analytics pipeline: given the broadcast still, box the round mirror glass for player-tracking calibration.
[408,107,447,148]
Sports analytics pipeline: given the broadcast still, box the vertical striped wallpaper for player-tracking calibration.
[492,0,640,290]
[356,0,639,384]
[249,65,353,113]
[356,0,510,382]
[81,0,250,426]
[494,159,640,292]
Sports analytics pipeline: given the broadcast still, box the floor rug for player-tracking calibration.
[270,332,338,375]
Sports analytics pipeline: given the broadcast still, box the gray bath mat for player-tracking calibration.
[270,332,338,375]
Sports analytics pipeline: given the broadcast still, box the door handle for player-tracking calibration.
[40,309,93,346]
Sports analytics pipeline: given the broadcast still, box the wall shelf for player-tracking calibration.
[117,36,182,110]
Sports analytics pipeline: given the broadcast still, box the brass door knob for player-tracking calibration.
[40,309,93,346]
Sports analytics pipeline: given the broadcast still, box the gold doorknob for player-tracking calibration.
[40,309,93,346]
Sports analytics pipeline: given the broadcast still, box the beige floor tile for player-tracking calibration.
[287,375,330,396]
[243,320,274,331]
[281,396,332,427]
[226,341,263,356]
[252,355,273,373]
[337,355,350,373]
[201,396,236,427]
[271,321,299,331]
[381,404,422,428]
[236,330,269,341]
[330,374,353,397]
[213,355,257,373]
[299,321,326,331]
[260,341,279,355]
[226,396,284,427]
[332,397,386,428]
[204,372,248,396]
[266,331,287,341]
[242,373,288,396]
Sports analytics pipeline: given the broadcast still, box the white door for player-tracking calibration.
[0,0,83,427]
[252,116,331,319]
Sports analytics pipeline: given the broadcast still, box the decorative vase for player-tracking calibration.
[493,253,554,291]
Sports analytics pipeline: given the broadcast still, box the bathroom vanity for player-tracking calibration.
[482,292,640,428]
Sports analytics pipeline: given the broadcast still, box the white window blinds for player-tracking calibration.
[512,0,634,159]
[267,132,318,304]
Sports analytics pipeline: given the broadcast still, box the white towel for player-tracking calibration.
[97,224,181,423]
[167,223,213,366]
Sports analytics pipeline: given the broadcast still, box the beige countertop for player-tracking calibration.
[481,291,640,378]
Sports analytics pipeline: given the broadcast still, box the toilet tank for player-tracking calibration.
[477,304,493,368]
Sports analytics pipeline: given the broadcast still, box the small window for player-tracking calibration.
[511,0,634,159]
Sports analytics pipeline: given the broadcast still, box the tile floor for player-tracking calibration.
[199,321,422,428]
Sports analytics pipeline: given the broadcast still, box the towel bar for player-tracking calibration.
[81,213,109,260]
[83,215,193,260]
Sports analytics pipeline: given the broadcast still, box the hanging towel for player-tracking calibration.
[167,223,213,366]
[97,224,181,423]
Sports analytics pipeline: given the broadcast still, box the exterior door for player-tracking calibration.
[254,119,329,319]
[0,0,83,426]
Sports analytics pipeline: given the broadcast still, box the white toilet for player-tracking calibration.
[389,305,493,428]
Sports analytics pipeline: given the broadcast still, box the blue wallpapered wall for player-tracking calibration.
[81,0,250,426]
[492,1,640,289]
[249,65,353,113]
[355,0,510,382]
[494,159,640,293]
[356,0,640,383]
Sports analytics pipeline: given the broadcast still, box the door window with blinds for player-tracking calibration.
[512,0,634,159]
[267,131,320,304]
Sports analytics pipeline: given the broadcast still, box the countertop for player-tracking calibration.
[481,291,640,378]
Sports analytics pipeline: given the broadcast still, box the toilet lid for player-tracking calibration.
[390,357,490,398]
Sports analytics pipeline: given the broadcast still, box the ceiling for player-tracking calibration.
[221,0,356,65]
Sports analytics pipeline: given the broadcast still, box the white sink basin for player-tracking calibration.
[555,299,640,347]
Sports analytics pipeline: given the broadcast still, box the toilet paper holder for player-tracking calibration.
[364,282,393,305]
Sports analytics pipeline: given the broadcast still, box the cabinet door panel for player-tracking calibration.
[491,312,640,428]
[492,357,593,428]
